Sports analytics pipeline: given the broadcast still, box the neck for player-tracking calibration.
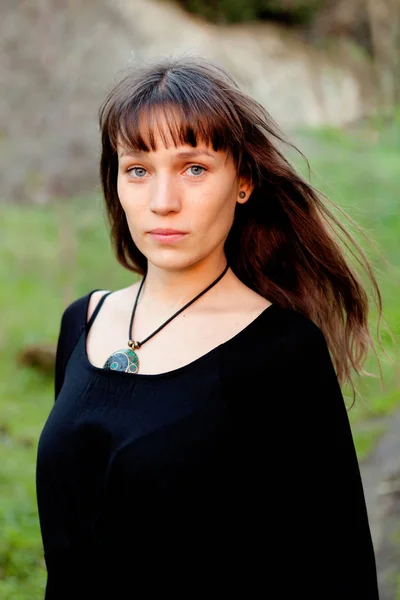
[139,258,229,312]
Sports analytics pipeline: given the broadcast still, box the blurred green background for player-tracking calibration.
[1,0,399,598]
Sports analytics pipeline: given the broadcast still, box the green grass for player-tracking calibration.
[1,116,399,597]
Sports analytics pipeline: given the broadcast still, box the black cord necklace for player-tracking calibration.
[103,263,230,374]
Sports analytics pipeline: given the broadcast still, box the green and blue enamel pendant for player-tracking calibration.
[103,340,141,374]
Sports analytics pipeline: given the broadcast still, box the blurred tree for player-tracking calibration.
[176,0,323,25]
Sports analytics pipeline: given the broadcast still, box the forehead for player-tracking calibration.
[117,145,221,164]
[116,104,228,157]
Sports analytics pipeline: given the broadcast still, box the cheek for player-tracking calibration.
[116,177,126,208]
[192,195,236,244]
[117,176,131,205]
[117,180,138,223]
[202,189,236,224]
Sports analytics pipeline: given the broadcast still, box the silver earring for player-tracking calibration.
[239,191,246,199]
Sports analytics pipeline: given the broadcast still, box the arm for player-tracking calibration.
[54,293,93,400]
[219,311,379,597]
[278,320,379,598]
[54,308,68,401]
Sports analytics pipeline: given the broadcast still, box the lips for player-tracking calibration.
[148,229,187,235]
[147,229,188,244]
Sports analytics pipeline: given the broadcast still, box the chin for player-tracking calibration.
[146,251,204,273]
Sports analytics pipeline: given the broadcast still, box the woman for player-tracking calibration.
[36,55,383,598]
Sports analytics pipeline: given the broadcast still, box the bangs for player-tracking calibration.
[106,81,244,162]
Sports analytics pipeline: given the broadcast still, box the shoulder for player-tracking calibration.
[258,303,326,350]
[261,305,340,394]
[221,302,329,378]
[248,306,341,404]
[85,280,142,322]
[86,289,111,323]
[60,289,109,328]
[241,302,332,377]
[228,277,324,352]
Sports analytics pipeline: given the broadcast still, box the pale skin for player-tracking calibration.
[86,114,272,375]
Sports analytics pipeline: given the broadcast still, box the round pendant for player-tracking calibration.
[103,348,139,373]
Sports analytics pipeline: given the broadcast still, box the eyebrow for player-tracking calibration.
[118,149,217,160]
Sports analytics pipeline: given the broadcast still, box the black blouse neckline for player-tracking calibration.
[80,300,280,381]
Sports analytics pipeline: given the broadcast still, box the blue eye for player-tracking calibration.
[128,167,147,178]
[187,165,205,176]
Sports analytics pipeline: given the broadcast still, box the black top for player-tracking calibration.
[36,291,379,599]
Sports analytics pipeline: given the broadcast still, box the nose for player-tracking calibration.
[149,175,181,215]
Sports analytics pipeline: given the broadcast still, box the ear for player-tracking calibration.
[236,178,254,204]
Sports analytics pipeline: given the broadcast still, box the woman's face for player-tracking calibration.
[116,113,251,273]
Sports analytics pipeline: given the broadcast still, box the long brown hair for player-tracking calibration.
[99,54,394,406]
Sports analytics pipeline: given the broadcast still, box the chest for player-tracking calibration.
[86,308,261,375]
[39,355,230,487]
